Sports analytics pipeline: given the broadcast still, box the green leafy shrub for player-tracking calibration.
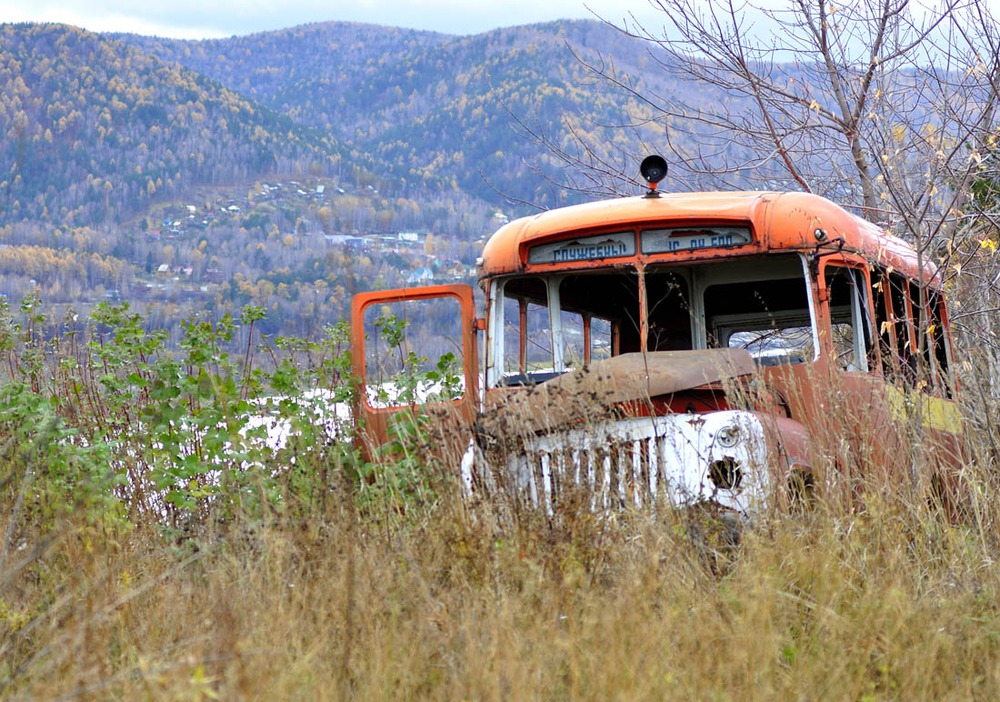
[0,296,361,537]
[0,381,126,533]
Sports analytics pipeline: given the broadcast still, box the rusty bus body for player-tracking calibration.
[351,169,962,518]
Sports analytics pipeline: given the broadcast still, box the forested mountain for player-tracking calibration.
[0,19,673,342]
[126,21,662,207]
[125,20,669,209]
[0,23,351,227]
[1,19,673,229]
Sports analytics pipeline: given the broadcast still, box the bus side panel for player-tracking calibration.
[761,361,963,509]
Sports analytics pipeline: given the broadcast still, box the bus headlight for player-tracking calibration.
[716,424,742,448]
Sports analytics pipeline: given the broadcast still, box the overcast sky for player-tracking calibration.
[0,0,676,39]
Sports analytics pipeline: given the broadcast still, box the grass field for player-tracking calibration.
[4,304,1000,699]
[5,459,1000,699]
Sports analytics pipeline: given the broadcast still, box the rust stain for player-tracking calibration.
[478,348,755,438]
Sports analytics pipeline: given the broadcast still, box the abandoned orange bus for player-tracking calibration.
[351,156,963,517]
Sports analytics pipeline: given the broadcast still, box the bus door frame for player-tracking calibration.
[350,283,480,460]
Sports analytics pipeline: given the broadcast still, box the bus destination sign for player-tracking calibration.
[641,227,752,254]
[528,231,636,264]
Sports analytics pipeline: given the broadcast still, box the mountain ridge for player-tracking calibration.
[0,22,350,226]
[0,18,683,338]
[1,19,670,228]
[123,18,670,207]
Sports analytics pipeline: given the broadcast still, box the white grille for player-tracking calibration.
[503,411,771,515]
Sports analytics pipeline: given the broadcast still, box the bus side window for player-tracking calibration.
[927,290,954,398]
[889,273,918,385]
[904,280,953,397]
[823,265,874,372]
[879,272,952,396]
[872,267,915,385]
[871,269,892,373]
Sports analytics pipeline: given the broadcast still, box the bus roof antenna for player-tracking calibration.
[640,155,668,198]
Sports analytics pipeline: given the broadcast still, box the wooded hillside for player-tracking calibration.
[0,19,675,339]
[125,20,671,209]
[2,20,670,230]
[0,23,348,227]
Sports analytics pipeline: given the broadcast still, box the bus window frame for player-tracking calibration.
[694,253,819,354]
[926,289,956,397]
[487,253,823,387]
[870,265,955,397]
[818,260,878,373]
[489,273,622,388]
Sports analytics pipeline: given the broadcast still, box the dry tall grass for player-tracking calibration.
[5,303,1000,699]
[5,457,1000,700]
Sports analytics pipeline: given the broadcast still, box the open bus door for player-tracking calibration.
[350,284,479,463]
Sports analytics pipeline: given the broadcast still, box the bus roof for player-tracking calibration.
[480,190,939,284]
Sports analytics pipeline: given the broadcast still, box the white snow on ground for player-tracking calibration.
[243,389,353,451]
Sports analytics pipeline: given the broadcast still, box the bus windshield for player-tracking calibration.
[491,253,831,387]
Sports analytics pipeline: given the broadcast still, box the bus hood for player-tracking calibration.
[479,348,755,438]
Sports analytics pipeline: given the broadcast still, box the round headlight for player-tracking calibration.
[716,425,742,448]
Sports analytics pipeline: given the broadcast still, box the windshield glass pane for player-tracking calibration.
[498,272,636,385]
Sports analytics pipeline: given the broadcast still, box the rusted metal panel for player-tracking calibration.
[479,191,940,285]
[477,348,755,438]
